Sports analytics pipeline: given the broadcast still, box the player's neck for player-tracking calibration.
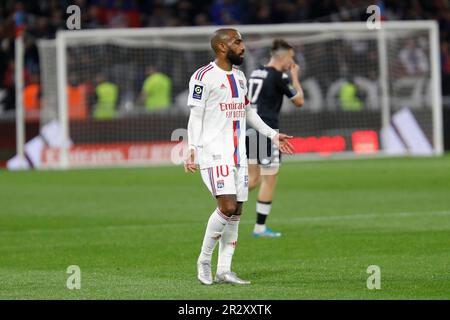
[214,58,232,72]
[266,59,283,72]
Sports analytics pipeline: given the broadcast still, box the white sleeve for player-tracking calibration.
[187,75,210,150]
[246,104,278,140]
[187,105,204,151]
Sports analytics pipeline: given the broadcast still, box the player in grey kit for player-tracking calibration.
[246,39,305,238]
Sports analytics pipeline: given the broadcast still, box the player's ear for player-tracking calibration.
[218,42,228,54]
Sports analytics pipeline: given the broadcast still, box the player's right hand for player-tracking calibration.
[290,63,300,78]
[184,148,197,173]
[273,133,295,154]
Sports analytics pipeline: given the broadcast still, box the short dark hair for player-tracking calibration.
[271,39,293,54]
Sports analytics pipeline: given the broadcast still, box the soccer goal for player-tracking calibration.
[30,21,442,169]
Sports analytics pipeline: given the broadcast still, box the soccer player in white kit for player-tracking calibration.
[184,28,294,285]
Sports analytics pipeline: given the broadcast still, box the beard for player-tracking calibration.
[227,50,244,65]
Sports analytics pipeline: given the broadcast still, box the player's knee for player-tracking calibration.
[220,202,238,216]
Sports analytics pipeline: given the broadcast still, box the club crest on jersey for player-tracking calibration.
[193,85,203,100]
[239,79,245,89]
[217,180,225,189]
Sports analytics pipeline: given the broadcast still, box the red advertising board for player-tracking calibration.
[40,132,377,168]
[351,131,379,154]
[289,136,346,155]
[42,141,179,168]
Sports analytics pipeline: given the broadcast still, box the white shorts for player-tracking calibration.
[200,165,249,202]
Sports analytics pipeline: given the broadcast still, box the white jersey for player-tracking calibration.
[187,62,249,169]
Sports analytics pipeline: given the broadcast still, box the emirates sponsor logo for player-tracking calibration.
[219,102,246,111]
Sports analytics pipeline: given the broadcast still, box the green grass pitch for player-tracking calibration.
[0,155,449,299]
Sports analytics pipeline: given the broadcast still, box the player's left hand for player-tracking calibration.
[273,133,295,154]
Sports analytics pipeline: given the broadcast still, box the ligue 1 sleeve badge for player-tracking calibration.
[193,84,203,99]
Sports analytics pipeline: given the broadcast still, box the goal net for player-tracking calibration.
[34,22,442,169]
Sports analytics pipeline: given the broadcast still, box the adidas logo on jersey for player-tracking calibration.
[220,83,227,89]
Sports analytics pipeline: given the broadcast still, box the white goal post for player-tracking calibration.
[32,21,442,169]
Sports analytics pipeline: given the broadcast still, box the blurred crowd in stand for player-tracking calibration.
[1,0,449,119]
